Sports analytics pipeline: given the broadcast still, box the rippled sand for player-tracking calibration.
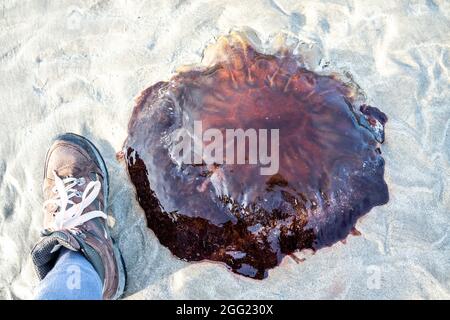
[0,0,449,299]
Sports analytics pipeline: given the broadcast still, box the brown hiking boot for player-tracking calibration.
[31,133,125,300]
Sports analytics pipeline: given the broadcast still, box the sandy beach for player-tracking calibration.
[0,0,449,299]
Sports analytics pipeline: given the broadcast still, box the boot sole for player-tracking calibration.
[49,132,126,300]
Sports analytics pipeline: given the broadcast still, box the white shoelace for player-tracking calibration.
[43,170,107,231]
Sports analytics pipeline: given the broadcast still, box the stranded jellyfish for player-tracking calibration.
[123,31,389,279]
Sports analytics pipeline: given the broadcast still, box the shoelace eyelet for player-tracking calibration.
[77,177,86,186]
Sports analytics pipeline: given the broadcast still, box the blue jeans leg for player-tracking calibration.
[35,248,103,300]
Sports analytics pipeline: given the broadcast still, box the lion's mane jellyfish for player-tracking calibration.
[123,31,389,279]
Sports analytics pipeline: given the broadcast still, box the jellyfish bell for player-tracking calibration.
[123,30,389,279]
